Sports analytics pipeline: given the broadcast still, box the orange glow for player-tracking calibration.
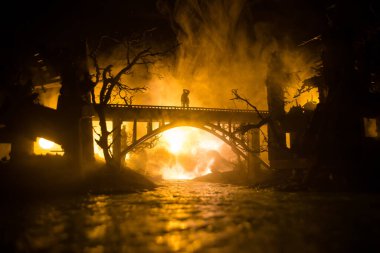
[285,85,320,112]
[38,138,54,149]
[161,158,214,180]
[92,122,234,180]
[162,128,187,154]
[34,137,63,155]
[160,127,222,180]
[161,127,223,155]
[93,121,113,160]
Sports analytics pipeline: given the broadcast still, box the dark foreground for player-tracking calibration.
[1,180,380,252]
[0,157,156,198]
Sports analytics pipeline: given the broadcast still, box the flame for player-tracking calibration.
[161,158,215,180]
[160,127,222,180]
[162,128,186,154]
[38,138,54,149]
[284,86,320,111]
[161,127,223,154]
[91,122,230,180]
[34,137,63,155]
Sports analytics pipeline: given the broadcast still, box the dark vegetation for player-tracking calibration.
[0,156,156,200]
[227,0,380,192]
[0,0,172,197]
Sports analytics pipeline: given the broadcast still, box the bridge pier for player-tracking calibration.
[147,120,153,134]
[112,117,122,166]
[79,115,95,165]
[132,119,137,144]
[247,128,261,180]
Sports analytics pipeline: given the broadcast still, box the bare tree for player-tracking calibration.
[88,34,175,167]
[231,89,270,134]
[230,89,287,154]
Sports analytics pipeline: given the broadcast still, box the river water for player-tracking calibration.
[1,180,380,253]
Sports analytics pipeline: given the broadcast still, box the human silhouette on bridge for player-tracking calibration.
[181,89,190,108]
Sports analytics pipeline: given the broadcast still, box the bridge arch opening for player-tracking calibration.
[125,126,239,180]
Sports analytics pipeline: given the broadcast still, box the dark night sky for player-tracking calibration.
[4,0,378,45]
[3,0,327,47]
[1,0,173,80]
[4,0,169,42]
[2,0,378,81]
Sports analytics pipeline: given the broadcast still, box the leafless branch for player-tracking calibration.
[230,89,271,134]
[297,35,321,47]
[108,123,122,136]
[259,129,269,151]
[92,126,101,137]
[293,85,316,99]
[231,89,265,120]
[129,135,160,153]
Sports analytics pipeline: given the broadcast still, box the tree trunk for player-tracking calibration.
[306,2,370,188]
[265,51,288,162]
[95,104,113,166]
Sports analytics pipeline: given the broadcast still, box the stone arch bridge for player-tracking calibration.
[99,105,270,170]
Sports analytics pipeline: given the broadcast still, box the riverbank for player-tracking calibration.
[193,166,293,189]
[0,155,156,200]
[194,165,380,193]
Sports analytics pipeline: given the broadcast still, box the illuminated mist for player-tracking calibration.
[150,0,319,109]
[126,127,237,180]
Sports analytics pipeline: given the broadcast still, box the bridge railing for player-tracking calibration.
[108,104,268,114]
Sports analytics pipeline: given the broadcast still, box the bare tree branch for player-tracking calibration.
[126,135,160,154]
[87,32,177,167]
[293,84,316,99]
[231,89,266,120]
[230,89,271,134]
[92,126,101,137]
[297,35,321,47]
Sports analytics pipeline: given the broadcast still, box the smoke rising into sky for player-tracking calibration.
[138,0,319,109]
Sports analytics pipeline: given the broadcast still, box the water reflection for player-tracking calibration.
[1,181,380,252]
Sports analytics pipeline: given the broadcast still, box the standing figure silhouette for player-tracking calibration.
[181,89,190,108]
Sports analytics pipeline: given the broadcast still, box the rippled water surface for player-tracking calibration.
[1,181,380,252]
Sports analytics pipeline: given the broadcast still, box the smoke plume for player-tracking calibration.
[92,0,321,177]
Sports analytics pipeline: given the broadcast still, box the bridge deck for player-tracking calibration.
[102,104,269,123]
